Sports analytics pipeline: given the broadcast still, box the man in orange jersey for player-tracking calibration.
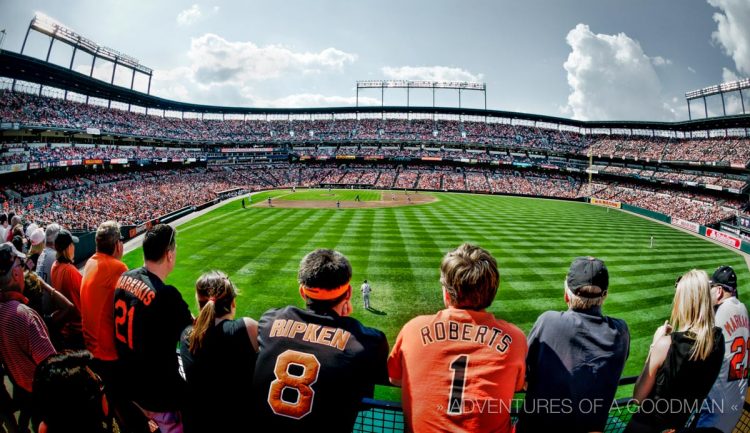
[80,221,127,394]
[388,243,526,433]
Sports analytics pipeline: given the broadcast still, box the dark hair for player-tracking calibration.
[11,235,23,253]
[440,243,499,310]
[0,214,6,224]
[33,351,111,433]
[188,271,238,354]
[298,249,352,310]
[143,224,175,262]
[95,221,121,256]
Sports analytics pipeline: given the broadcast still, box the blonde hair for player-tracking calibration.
[671,269,715,361]
[440,243,499,310]
[28,242,44,256]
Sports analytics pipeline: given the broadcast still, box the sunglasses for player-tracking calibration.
[168,228,176,251]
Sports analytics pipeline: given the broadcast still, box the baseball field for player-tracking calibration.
[122,189,749,401]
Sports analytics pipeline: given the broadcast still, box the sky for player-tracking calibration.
[0,0,749,121]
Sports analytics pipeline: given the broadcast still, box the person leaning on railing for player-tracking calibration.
[625,270,724,433]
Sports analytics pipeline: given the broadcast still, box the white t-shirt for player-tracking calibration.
[698,296,750,432]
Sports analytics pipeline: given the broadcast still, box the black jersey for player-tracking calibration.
[252,306,389,433]
[113,266,193,412]
[180,319,257,433]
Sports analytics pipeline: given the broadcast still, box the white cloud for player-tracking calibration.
[687,66,697,73]
[562,23,673,121]
[177,4,202,27]
[381,66,483,82]
[149,34,360,107]
[186,33,357,84]
[708,0,750,76]
[722,66,740,82]
[252,93,380,108]
[650,56,672,66]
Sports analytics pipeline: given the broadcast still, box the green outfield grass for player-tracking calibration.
[122,189,749,402]
[277,189,382,201]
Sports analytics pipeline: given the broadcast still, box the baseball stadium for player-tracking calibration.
[1,6,750,433]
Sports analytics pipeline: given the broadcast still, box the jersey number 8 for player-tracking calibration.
[267,350,321,419]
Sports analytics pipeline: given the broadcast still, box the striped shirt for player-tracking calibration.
[0,300,56,392]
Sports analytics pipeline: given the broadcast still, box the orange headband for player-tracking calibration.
[301,282,351,300]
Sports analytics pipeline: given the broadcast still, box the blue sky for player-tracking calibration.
[1,0,749,121]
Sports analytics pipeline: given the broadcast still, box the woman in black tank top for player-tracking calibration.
[625,269,725,433]
[179,271,259,433]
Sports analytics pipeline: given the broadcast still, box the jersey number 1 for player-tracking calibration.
[268,350,321,419]
[448,354,469,415]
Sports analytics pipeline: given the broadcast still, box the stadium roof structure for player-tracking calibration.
[2,49,750,133]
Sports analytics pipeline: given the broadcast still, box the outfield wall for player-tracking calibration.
[589,197,749,256]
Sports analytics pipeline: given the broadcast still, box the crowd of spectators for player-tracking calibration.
[0,161,744,230]
[0,142,201,165]
[601,166,746,190]
[4,90,749,167]
[582,181,741,225]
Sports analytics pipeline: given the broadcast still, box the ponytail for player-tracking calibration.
[188,270,238,354]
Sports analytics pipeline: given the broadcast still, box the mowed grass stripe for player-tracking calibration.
[122,190,749,401]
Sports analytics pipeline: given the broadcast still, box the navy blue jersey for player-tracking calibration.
[252,306,389,433]
[113,267,192,412]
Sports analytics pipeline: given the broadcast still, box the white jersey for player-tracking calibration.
[697,296,750,432]
[361,283,371,295]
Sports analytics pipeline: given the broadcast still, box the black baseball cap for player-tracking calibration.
[0,242,26,274]
[567,256,609,298]
[711,265,738,297]
[54,229,79,252]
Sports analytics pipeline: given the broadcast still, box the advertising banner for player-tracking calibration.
[591,198,621,209]
[705,228,741,249]
[0,163,28,174]
[672,218,700,233]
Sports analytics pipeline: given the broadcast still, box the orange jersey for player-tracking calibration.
[51,260,83,340]
[80,253,128,361]
[388,308,527,433]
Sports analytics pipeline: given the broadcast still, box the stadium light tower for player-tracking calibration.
[19,13,153,107]
[356,80,487,110]
[685,78,749,120]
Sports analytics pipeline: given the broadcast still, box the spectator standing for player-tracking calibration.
[36,223,60,285]
[51,229,84,350]
[0,214,7,245]
[0,243,56,432]
[114,224,192,433]
[27,228,46,268]
[180,271,258,433]
[388,244,526,433]
[625,269,725,433]
[252,249,389,433]
[80,221,128,391]
[518,257,630,433]
[697,265,750,432]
